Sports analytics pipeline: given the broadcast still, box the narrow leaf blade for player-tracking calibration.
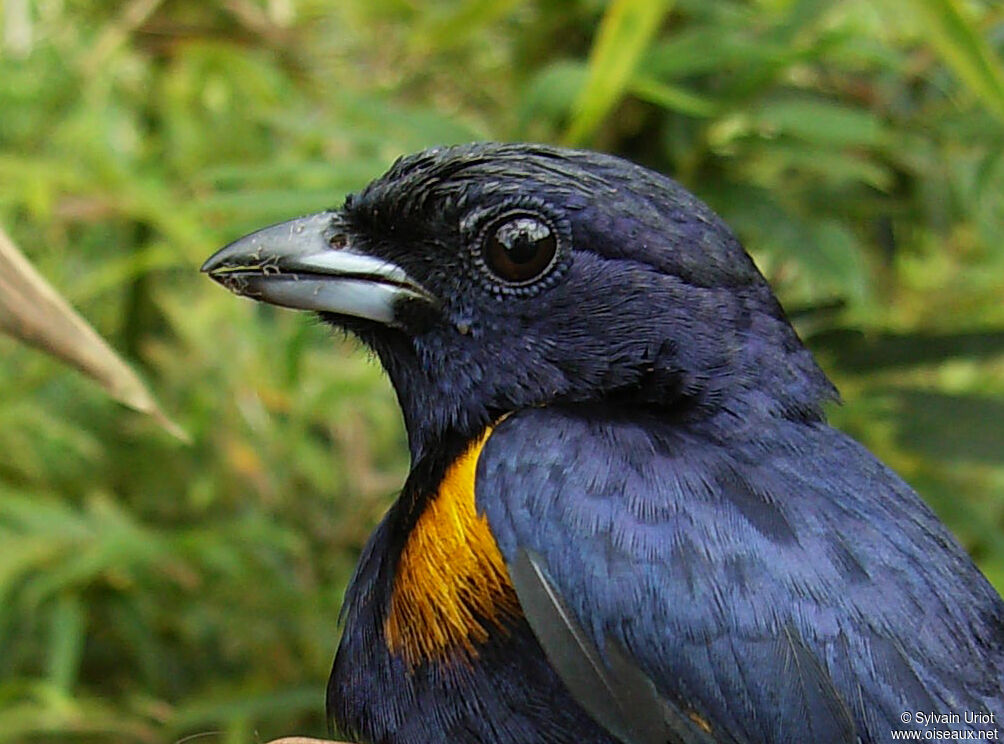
[564,0,673,146]
[903,0,1004,123]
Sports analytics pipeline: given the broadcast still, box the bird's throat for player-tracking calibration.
[384,427,521,666]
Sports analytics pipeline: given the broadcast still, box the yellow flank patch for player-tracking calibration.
[385,427,521,666]
[688,711,713,734]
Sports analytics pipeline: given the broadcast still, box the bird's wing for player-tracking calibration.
[475,407,1004,743]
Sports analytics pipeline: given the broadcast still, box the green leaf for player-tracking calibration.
[46,594,85,693]
[755,99,888,148]
[629,76,718,117]
[901,0,1004,124]
[518,61,588,134]
[641,28,787,79]
[887,389,1004,466]
[808,329,1004,373]
[564,0,674,145]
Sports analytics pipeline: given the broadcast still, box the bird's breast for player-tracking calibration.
[384,427,522,666]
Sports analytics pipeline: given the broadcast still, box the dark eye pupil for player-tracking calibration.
[498,219,548,263]
[484,216,557,283]
[506,233,538,264]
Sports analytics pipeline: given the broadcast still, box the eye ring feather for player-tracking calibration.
[465,198,571,295]
[482,213,558,284]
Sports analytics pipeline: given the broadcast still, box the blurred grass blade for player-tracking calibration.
[809,328,1004,372]
[630,76,718,117]
[47,594,85,693]
[0,225,187,441]
[756,99,887,147]
[902,0,1004,123]
[563,0,672,146]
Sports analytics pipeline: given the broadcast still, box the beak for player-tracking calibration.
[201,211,436,327]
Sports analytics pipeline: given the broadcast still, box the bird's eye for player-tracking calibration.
[483,215,558,284]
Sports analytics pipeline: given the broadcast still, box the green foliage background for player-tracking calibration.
[1,0,1003,741]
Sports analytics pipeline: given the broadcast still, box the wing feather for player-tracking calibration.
[511,548,722,744]
[476,406,1004,743]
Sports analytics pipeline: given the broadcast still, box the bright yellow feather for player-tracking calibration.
[385,427,521,666]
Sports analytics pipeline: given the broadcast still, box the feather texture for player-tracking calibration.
[477,405,1003,743]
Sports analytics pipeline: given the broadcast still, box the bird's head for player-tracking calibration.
[203,143,835,459]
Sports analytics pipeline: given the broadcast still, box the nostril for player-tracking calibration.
[329,233,348,250]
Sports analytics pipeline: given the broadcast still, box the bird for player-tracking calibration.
[202,143,1004,744]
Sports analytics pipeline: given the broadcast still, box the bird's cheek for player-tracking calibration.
[393,295,443,335]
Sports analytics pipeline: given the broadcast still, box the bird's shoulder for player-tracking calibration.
[475,404,1004,741]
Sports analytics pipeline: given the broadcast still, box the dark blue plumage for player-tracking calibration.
[203,142,1004,744]
[329,491,619,744]
[478,405,1004,742]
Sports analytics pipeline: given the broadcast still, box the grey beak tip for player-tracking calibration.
[199,210,434,324]
[201,211,339,276]
[201,240,243,275]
